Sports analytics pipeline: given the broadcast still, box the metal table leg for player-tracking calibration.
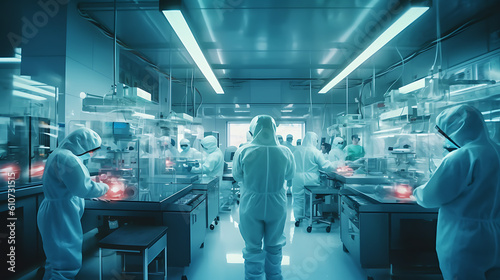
[143,248,148,280]
[99,248,102,280]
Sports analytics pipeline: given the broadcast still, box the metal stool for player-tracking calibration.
[98,225,168,280]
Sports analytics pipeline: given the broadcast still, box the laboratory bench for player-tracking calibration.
[320,171,391,217]
[339,184,441,280]
[324,170,391,186]
[171,176,220,227]
[190,176,220,230]
[82,182,206,268]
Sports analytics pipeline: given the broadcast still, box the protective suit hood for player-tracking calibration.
[333,137,344,145]
[245,131,253,142]
[180,139,191,151]
[302,132,319,148]
[59,128,101,156]
[201,136,218,153]
[249,115,279,146]
[436,104,489,147]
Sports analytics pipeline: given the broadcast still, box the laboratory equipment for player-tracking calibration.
[303,185,336,233]
[83,184,206,268]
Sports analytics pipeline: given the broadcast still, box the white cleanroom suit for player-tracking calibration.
[233,115,295,280]
[191,135,224,178]
[179,138,202,160]
[37,128,109,280]
[413,104,500,280]
[292,132,334,221]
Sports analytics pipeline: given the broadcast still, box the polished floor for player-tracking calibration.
[20,196,391,280]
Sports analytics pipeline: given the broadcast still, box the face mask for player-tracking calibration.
[181,145,188,151]
[78,153,91,161]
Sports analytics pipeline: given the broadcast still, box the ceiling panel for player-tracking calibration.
[78,0,499,90]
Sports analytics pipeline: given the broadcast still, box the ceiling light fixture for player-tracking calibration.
[319,6,429,94]
[13,81,56,97]
[136,88,152,101]
[161,1,224,94]
[398,78,428,94]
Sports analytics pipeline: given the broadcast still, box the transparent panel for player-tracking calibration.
[0,50,57,189]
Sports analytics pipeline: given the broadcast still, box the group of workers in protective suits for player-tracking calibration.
[37,129,224,279]
[233,107,500,280]
[37,104,500,280]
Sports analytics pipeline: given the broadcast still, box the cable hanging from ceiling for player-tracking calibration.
[357,5,495,88]
[78,5,208,117]
[78,7,181,84]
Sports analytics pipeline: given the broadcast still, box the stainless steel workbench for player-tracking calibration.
[324,171,391,185]
[339,184,441,279]
[191,176,220,230]
[83,183,206,267]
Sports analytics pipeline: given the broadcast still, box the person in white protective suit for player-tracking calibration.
[329,137,346,166]
[232,115,295,280]
[190,135,224,178]
[413,104,500,280]
[283,134,295,152]
[277,135,284,145]
[37,128,109,280]
[179,138,202,160]
[292,132,335,223]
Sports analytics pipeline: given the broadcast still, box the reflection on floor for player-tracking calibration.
[20,197,392,280]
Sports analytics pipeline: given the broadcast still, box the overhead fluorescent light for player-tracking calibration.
[399,78,427,94]
[132,112,155,119]
[13,90,47,101]
[162,10,224,94]
[319,7,429,94]
[13,81,55,97]
[136,88,152,101]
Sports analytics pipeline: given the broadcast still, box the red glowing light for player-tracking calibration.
[394,184,412,198]
[100,176,125,199]
[1,164,21,181]
[336,165,354,176]
[30,163,45,178]
[165,159,174,167]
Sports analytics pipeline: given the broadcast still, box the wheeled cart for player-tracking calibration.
[302,185,337,233]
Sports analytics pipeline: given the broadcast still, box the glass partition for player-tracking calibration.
[0,55,58,190]
[66,119,205,201]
